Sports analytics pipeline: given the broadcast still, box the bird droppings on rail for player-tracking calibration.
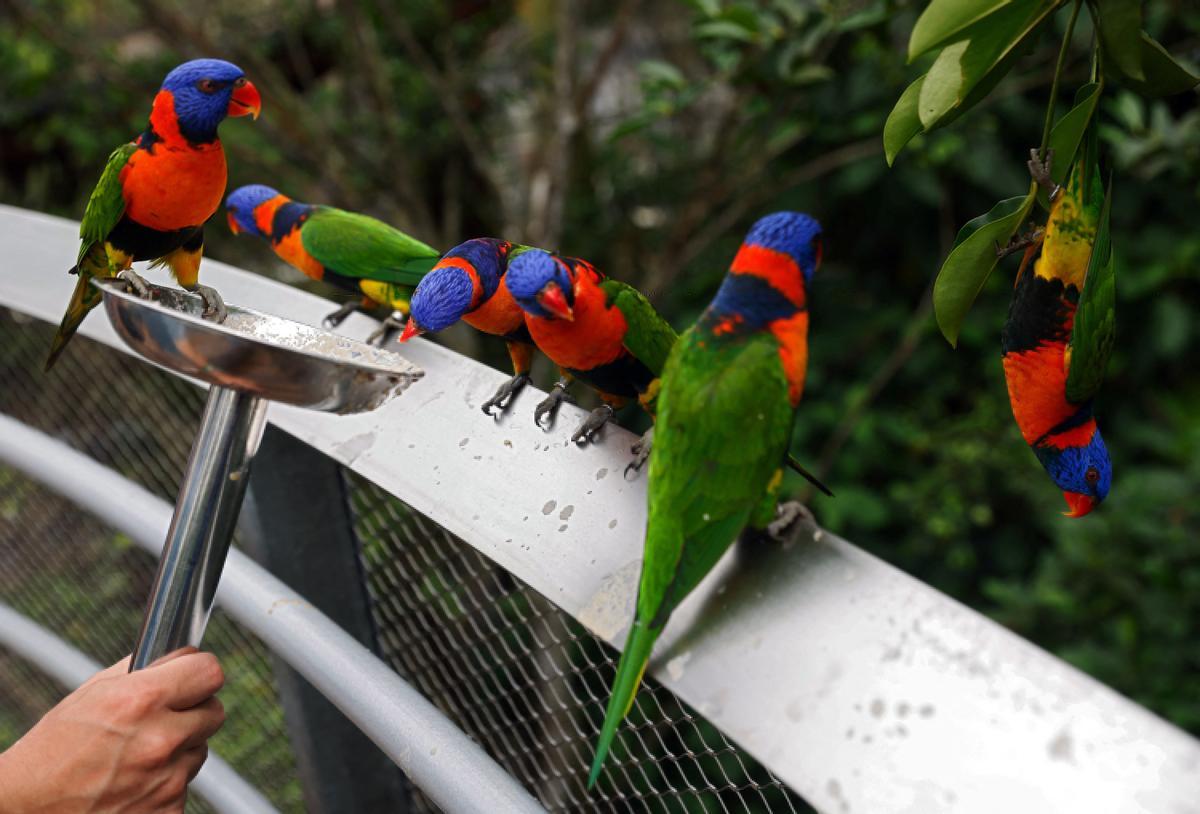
[542,500,557,515]
[897,702,910,718]
[667,651,691,681]
[1049,729,1075,762]
[596,467,608,480]
[919,704,935,718]
[608,518,618,529]
[266,598,312,615]
[577,558,641,641]
[458,437,469,448]
[870,698,885,718]
[826,778,850,812]
[559,505,574,521]
[558,524,568,532]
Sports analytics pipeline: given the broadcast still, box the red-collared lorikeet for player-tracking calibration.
[505,249,677,445]
[588,211,823,788]
[224,184,440,337]
[46,59,261,371]
[1000,150,1114,517]
[400,238,540,414]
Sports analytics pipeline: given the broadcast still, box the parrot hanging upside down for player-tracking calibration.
[400,238,540,414]
[504,249,677,446]
[225,185,441,340]
[588,212,823,787]
[46,58,261,371]
[999,148,1114,517]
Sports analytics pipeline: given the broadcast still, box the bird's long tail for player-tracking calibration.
[588,618,660,788]
[45,264,104,372]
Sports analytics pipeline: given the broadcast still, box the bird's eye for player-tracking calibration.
[233,77,247,88]
[196,79,218,94]
[1085,466,1100,485]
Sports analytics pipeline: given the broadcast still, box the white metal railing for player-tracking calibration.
[1,204,1198,814]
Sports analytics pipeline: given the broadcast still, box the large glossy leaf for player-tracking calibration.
[884,76,925,165]
[908,0,1013,61]
[1065,183,1115,404]
[1110,33,1200,97]
[1094,0,1144,81]
[934,190,1037,346]
[1047,82,1102,185]
[917,0,1059,130]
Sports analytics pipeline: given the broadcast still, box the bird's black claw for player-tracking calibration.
[767,500,815,542]
[624,426,655,479]
[1027,147,1060,201]
[323,301,362,329]
[534,382,573,429]
[190,283,227,322]
[481,373,530,416]
[571,404,615,445]
[366,314,405,347]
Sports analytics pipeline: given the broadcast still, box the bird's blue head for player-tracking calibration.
[506,249,575,321]
[225,185,280,238]
[159,59,260,143]
[1034,424,1112,518]
[743,211,823,284]
[404,265,477,336]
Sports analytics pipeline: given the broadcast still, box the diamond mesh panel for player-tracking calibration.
[0,307,303,813]
[350,474,814,813]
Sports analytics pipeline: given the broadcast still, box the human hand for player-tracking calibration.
[0,647,225,814]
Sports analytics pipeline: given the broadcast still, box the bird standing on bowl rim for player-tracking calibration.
[46,58,261,371]
[225,184,441,340]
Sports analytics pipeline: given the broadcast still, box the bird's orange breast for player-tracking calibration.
[121,142,227,231]
[465,279,525,337]
[770,311,808,406]
[272,229,325,281]
[1003,341,1074,444]
[526,279,626,370]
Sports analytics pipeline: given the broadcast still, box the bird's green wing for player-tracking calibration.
[601,278,677,376]
[639,330,793,626]
[77,143,136,265]
[301,207,440,286]
[1065,181,1115,406]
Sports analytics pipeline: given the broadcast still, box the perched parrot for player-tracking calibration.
[505,249,676,445]
[1000,149,1114,517]
[224,184,440,337]
[400,238,539,414]
[588,212,823,787]
[46,59,261,371]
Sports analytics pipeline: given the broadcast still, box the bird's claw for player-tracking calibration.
[481,373,530,416]
[571,404,615,445]
[767,500,815,543]
[190,284,227,322]
[116,269,151,299]
[534,382,574,428]
[624,426,655,479]
[323,300,363,329]
[366,314,406,347]
[995,227,1044,259]
[1027,147,1060,202]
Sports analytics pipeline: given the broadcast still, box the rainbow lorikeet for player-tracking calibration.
[505,249,676,445]
[46,59,261,371]
[224,184,440,337]
[588,212,823,787]
[1000,149,1114,517]
[400,238,541,414]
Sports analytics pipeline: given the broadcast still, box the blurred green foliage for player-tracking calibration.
[0,0,1197,759]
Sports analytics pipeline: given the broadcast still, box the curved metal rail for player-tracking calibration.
[0,603,281,814]
[0,413,544,814]
[2,203,1198,814]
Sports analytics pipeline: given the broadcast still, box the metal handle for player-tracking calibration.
[130,385,268,670]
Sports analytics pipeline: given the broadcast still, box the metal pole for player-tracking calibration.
[130,385,268,669]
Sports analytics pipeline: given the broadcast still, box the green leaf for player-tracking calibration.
[908,0,1012,61]
[884,75,925,165]
[639,60,686,90]
[1112,33,1200,97]
[916,0,1059,130]
[1094,0,1144,81]
[1065,182,1115,404]
[1045,81,1102,191]
[934,190,1037,346]
[694,20,758,41]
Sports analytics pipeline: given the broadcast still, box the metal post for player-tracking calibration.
[240,425,411,813]
[130,385,268,669]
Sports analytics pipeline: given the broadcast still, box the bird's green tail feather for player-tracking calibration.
[588,618,659,789]
[45,262,104,372]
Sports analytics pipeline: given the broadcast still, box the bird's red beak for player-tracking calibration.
[537,284,574,321]
[400,318,423,342]
[226,211,241,235]
[229,79,261,120]
[1062,491,1096,518]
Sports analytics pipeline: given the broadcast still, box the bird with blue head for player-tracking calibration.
[46,58,261,371]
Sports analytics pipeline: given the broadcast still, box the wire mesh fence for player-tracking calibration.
[0,304,813,813]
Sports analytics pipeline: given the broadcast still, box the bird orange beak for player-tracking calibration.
[229,79,261,120]
[226,211,241,235]
[400,318,423,342]
[537,284,574,321]
[1062,491,1096,518]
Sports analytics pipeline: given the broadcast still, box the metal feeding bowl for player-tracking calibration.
[94,278,422,414]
